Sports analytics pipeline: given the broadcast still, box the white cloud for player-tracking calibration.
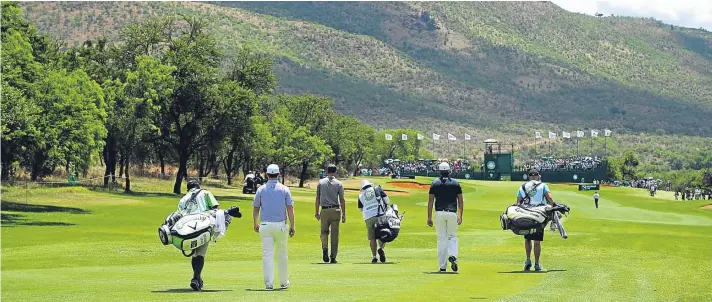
[552,0,712,31]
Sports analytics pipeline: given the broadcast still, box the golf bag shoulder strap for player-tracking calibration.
[520,182,542,205]
[375,186,387,216]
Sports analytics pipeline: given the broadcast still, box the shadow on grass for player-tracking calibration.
[497,269,566,274]
[352,262,399,265]
[1,213,75,227]
[310,262,341,265]
[151,289,233,293]
[1,201,90,214]
[423,271,459,274]
[245,288,287,292]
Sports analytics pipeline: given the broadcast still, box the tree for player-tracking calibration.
[620,151,640,180]
[104,56,175,192]
[30,69,107,180]
[278,94,335,187]
[1,82,41,180]
[264,109,332,183]
[216,82,257,185]
[160,17,226,194]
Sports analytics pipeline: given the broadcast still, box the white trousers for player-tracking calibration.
[435,211,458,269]
[259,221,289,287]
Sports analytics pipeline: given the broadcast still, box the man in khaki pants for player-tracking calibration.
[315,164,346,263]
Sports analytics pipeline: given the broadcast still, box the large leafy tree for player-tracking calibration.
[31,69,107,179]
[160,17,228,194]
[278,94,334,187]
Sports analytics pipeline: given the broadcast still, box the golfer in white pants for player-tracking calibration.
[253,164,296,290]
[426,162,464,272]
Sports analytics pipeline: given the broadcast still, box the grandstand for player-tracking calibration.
[382,139,608,183]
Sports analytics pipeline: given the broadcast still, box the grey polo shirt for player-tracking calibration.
[253,180,294,222]
[316,176,344,207]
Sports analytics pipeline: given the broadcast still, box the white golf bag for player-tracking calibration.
[158,206,241,257]
[375,204,405,243]
[500,203,570,239]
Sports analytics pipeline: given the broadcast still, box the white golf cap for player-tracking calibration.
[361,179,372,189]
[266,164,280,174]
[438,162,451,171]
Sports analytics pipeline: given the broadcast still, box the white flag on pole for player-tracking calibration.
[591,130,599,137]
[549,132,556,139]
[576,130,584,138]
[402,134,408,141]
[563,131,571,138]
[385,134,393,141]
[604,129,612,137]
[464,134,471,140]
[535,131,542,139]
[448,133,457,141]
[432,133,440,140]
[417,133,424,140]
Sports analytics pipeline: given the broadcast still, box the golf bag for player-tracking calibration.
[374,204,406,243]
[500,203,570,239]
[158,206,241,257]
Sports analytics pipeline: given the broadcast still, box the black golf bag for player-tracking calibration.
[500,203,570,239]
[374,204,405,243]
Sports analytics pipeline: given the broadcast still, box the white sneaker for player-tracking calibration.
[280,282,290,289]
[265,285,273,291]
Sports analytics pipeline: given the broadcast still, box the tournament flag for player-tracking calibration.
[535,131,543,139]
[464,134,471,140]
[417,133,424,140]
[448,133,457,140]
[604,129,612,137]
[432,133,440,140]
[402,134,408,141]
[576,130,584,138]
[385,133,393,141]
[563,131,571,138]
[549,132,556,139]
[591,130,599,137]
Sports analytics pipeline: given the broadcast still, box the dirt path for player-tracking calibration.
[701,204,712,210]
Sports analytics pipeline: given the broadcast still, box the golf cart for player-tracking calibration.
[242,172,263,194]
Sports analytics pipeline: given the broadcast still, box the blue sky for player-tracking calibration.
[552,0,712,31]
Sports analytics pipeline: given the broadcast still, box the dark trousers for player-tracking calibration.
[594,199,599,208]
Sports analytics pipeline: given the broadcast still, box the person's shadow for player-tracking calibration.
[151,289,233,293]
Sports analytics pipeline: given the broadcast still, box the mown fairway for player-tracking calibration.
[2,178,712,301]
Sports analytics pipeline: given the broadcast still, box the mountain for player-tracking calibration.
[19,1,712,141]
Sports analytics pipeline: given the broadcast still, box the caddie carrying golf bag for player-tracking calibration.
[375,204,406,243]
[158,206,241,257]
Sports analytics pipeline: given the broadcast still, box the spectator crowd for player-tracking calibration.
[519,156,602,172]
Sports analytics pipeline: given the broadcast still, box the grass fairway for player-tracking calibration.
[2,178,712,301]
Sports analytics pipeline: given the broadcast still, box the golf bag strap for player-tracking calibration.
[375,186,387,216]
[520,182,542,205]
[182,248,195,257]
[188,189,204,207]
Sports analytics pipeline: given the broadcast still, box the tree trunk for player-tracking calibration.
[65,154,71,175]
[173,149,189,194]
[210,152,218,179]
[299,161,309,188]
[31,151,46,181]
[1,160,10,181]
[118,152,125,178]
[124,157,131,192]
[198,151,206,179]
[155,145,165,178]
[223,148,236,186]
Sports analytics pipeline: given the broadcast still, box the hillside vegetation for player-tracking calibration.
[20,1,712,136]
